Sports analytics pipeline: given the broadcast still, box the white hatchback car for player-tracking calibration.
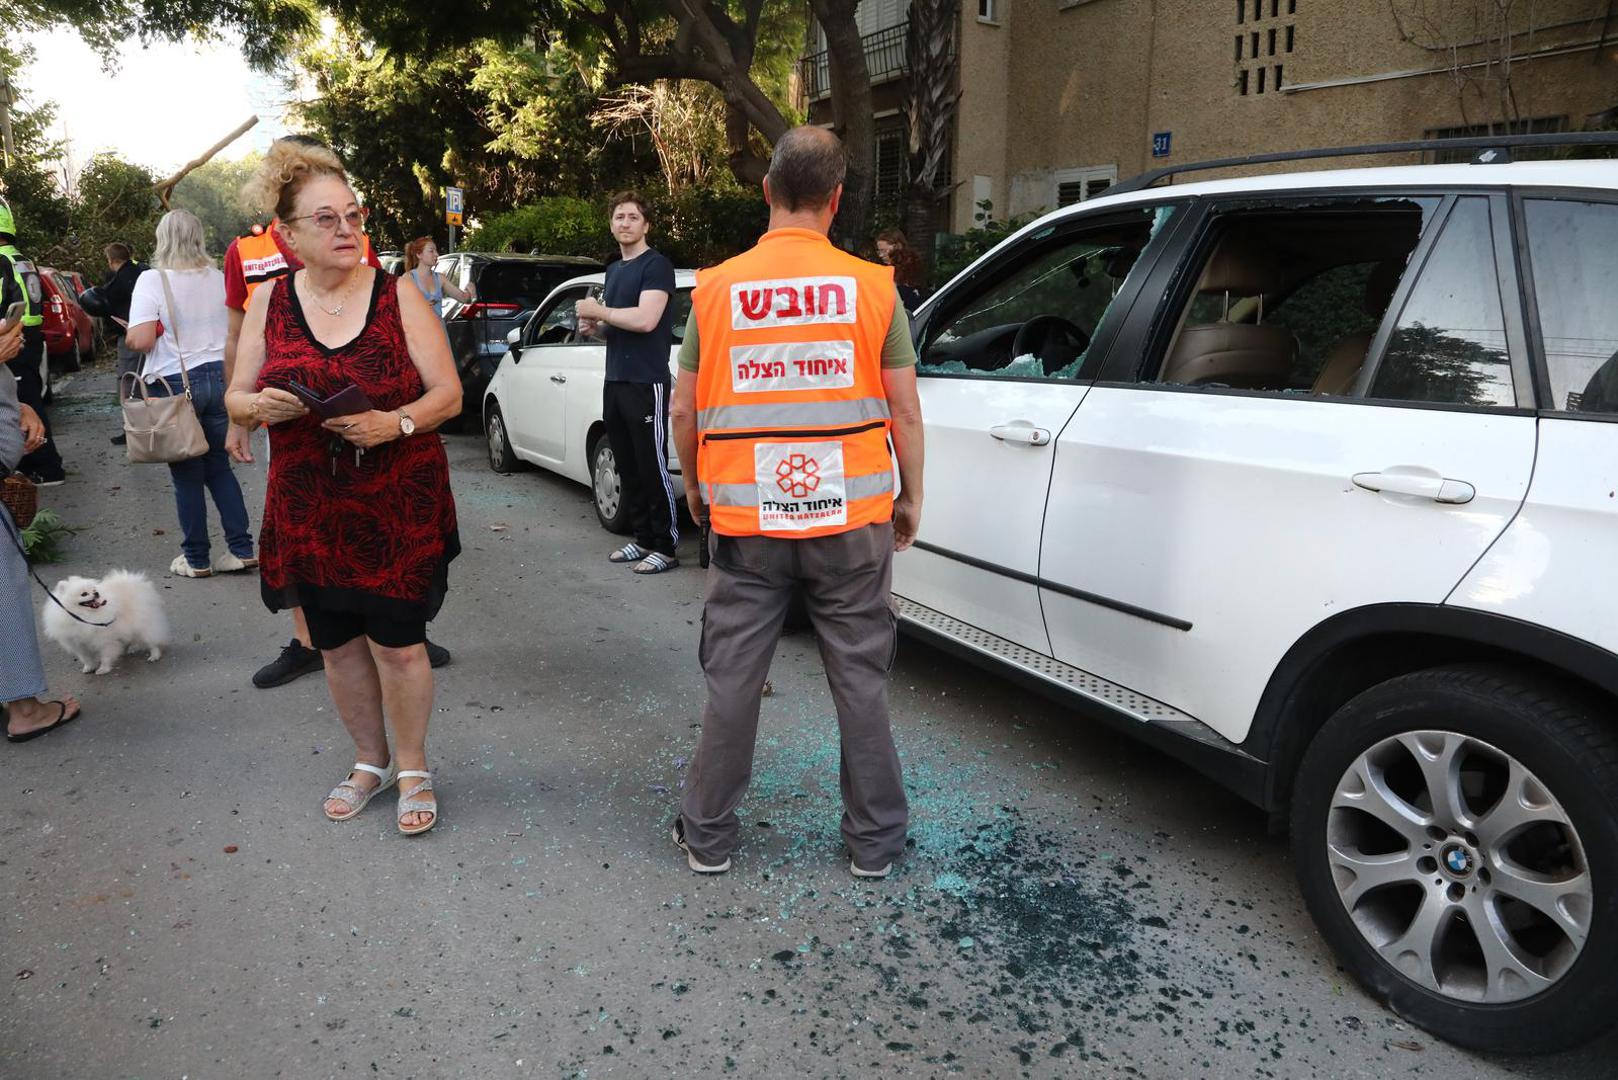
[482,270,695,532]
[897,138,1618,1053]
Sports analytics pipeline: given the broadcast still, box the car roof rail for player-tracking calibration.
[1108,131,1618,196]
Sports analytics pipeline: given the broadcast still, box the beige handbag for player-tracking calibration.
[122,270,209,464]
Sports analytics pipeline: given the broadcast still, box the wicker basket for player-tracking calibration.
[1,473,38,529]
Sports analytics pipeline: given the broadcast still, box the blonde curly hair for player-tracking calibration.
[242,135,349,221]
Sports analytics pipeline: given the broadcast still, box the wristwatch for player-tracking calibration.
[397,410,416,437]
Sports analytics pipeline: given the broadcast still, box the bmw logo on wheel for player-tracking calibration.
[1444,847,1473,875]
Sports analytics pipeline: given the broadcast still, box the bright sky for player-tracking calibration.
[17,28,291,178]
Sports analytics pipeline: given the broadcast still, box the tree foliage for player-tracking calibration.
[171,153,261,251]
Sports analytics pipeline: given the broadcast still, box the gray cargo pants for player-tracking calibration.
[679,521,908,869]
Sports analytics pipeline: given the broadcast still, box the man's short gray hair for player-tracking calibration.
[766,127,847,212]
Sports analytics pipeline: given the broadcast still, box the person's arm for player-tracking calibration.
[440,272,475,304]
[671,365,704,525]
[222,304,252,463]
[18,402,45,454]
[882,365,924,552]
[578,288,669,334]
[879,291,923,551]
[0,317,22,365]
[324,273,461,449]
[123,272,161,353]
[225,281,306,430]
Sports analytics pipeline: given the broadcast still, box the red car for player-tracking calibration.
[40,267,93,372]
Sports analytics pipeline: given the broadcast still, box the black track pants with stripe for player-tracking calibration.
[603,379,680,557]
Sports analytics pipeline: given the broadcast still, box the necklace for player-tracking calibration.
[306,267,360,317]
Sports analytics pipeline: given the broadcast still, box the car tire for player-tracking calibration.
[1290,664,1618,1053]
[62,341,82,374]
[485,400,519,474]
[589,433,631,535]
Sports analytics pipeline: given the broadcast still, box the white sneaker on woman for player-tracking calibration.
[169,555,212,578]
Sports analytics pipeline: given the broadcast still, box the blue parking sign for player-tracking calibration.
[1152,132,1172,158]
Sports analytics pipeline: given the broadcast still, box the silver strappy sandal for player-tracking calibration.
[396,770,438,836]
[324,761,396,821]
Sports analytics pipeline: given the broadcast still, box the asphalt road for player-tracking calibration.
[4,369,1616,1079]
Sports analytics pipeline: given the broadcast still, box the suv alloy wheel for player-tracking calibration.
[1291,665,1618,1052]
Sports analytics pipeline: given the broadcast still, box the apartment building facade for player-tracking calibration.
[802,0,1618,233]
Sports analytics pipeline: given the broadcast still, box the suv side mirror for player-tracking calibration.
[505,326,522,347]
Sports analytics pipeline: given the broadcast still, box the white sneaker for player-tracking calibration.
[850,859,893,879]
[212,553,259,573]
[670,819,730,874]
[169,555,212,578]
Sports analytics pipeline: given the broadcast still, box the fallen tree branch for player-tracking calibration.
[153,116,260,208]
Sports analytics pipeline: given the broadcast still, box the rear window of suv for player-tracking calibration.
[478,263,589,309]
[1522,199,1618,414]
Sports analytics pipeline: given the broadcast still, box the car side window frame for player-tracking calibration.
[912,197,1196,385]
[1509,186,1618,420]
[522,285,593,348]
[1352,193,1532,410]
[1099,186,1533,412]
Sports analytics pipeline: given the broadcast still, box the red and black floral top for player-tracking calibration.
[255,270,459,620]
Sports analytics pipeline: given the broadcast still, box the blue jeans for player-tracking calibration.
[161,362,253,569]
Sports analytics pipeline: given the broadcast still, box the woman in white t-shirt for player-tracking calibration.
[125,210,256,578]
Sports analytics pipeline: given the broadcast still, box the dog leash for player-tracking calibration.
[0,501,115,628]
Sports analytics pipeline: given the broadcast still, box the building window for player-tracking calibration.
[977,0,996,21]
[1054,165,1119,208]
[1289,0,1296,11]
[1253,0,1262,19]
[1426,116,1569,163]
[1238,69,1250,95]
[1268,27,1277,54]
[1236,0,1295,98]
[1274,64,1284,89]
[1235,34,1243,60]
[1286,24,1295,51]
[1237,0,1245,24]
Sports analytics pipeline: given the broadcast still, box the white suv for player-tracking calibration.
[896,138,1618,1053]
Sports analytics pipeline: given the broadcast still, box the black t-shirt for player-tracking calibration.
[603,247,676,384]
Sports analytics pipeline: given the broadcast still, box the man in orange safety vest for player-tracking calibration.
[669,125,925,878]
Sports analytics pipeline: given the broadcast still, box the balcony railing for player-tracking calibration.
[800,22,910,102]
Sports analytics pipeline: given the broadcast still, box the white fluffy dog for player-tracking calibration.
[43,571,170,675]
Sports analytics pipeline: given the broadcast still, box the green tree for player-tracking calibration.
[171,153,261,252]
[0,44,74,259]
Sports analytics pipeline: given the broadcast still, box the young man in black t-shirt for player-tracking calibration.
[577,191,681,573]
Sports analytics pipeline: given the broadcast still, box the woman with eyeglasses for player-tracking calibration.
[225,140,462,836]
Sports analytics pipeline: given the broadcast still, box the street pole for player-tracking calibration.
[448,221,456,254]
[0,73,16,169]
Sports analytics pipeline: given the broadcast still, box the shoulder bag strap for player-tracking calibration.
[155,270,194,399]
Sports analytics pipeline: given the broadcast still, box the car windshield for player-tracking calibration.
[479,264,588,309]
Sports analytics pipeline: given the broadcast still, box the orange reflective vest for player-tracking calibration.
[236,222,376,304]
[691,228,897,538]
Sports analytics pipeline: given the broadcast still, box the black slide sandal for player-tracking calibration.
[6,701,81,743]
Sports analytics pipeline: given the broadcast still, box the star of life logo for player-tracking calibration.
[775,453,822,498]
[756,441,846,532]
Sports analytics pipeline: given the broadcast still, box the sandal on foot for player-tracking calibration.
[608,543,647,564]
[632,552,679,575]
[324,761,396,821]
[396,770,438,836]
[5,700,82,743]
[170,555,212,578]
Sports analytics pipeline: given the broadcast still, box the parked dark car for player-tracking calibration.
[434,252,603,413]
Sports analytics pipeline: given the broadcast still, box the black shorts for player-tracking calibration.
[302,604,427,650]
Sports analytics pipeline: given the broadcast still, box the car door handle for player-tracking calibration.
[989,422,1052,446]
[1352,470,1475,505]
[550,374,567,385]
